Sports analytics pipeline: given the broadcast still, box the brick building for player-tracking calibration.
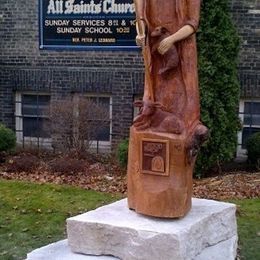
[231,0,260,157]
[0,0,259,155]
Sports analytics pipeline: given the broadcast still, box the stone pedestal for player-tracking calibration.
[127,127,195,218]
[66,198,237,260]
[27,240,117,260]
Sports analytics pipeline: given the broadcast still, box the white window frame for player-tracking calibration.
[15,92,52,149]
[15,92,112,152]
[237,99,260,158]
[80,94,112,153]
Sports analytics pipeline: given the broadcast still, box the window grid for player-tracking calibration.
[84,95,113,153]
[237,100,260,156]
[15,93,51,149]
[15,93,113,153]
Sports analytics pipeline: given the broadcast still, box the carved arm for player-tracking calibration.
[158,0,201,55]
[158,25,195,55]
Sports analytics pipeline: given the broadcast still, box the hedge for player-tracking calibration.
[196,0,240,177]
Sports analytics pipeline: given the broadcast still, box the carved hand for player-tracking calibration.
[135,19,146,47]
[136,34,146,47]
[158,35,175,55]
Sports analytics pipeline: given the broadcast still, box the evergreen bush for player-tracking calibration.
[196,0,240,177]
[117,139,129,168]
[246,132,260,170]
[0,124,16,152]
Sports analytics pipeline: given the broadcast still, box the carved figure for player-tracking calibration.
[133,0,208,159]
[127,0,209,218]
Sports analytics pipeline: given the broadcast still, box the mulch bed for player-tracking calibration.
[0,152,259,200]
[193,173,260,200]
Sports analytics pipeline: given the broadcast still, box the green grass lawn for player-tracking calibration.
[232,199,260,260]
[0,180,259,260]
[0,180,119,260]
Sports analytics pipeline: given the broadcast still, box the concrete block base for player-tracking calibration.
[66,198,238,260]
[27,240,117,260]
[27,236,237,260]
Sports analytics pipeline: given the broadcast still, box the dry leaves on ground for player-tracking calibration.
[0,153,259,200]
[193,173,260,200]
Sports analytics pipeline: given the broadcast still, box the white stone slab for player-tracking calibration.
[195,235,238,260]
[27,237,237,260]
[67,198,237,260]
[27,240,118,260]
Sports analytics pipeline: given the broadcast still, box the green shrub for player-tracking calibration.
[246,132,260,170]
[0,124,16,152]
[196,0,240,177]
[117,139,129,168]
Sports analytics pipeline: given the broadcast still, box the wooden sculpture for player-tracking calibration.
[127,0,209,218]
